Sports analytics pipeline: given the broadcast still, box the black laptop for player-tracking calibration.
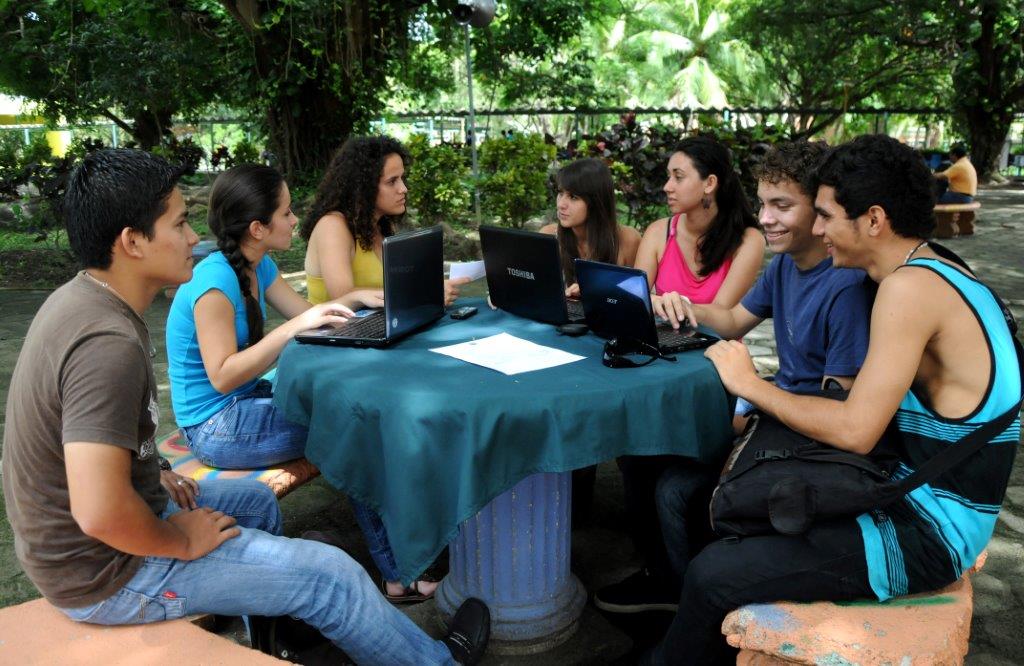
[574,259,718,354]
[479,225,585,325]
[295,226,445,348]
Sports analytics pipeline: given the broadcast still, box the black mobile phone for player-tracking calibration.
[450,306,478,320]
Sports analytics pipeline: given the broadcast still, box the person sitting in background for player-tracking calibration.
[649,140,873,606]
[300,135,468,307]
[934,142,977,204]
[540,157,641,295]
[3,148,490,665]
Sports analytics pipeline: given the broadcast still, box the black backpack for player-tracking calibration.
[709,245,1024,537]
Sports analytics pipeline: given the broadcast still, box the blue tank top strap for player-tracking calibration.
[900,257,1021,420]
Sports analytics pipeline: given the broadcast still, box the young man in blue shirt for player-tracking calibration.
[595,141,873,614]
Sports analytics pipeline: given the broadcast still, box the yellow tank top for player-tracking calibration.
[306,244,384,305]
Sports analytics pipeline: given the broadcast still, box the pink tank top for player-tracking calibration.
[654,214,733,304]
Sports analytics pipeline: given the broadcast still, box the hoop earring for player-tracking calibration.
[701,194,711,210]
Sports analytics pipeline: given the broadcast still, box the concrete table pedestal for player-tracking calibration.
[436,471,587,654]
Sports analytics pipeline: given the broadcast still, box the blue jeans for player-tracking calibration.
[182,380,401,582]
[183,380,306,470]
[57,479,452,665]
[939,190,973,204]
[654,463,718,589]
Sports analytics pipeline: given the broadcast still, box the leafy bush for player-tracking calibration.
[151,136,205,175]
[406,134,471,227]
[478,133,556,228]
[585,115,682,229]
[232,138,262,165]
[582,114,791,229]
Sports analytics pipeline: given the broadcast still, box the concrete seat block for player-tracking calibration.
[0,598,282,665]
[723,577,975,665]
[934,203,981,213]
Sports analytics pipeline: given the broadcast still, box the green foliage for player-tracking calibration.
[150,137,205,176]
[0,1,226,148]
[210,138,262,170]
[405,135,471,227]
[586,116,682,228]
[478,134,556,228]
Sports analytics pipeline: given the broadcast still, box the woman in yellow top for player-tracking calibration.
[301,136,467,305]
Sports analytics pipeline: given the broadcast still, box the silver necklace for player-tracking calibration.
[903,240,929,265]
[83,271,155,357]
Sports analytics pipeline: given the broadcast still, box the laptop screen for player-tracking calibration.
[479,225,572,325]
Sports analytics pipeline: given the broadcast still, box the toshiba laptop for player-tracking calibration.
[295,226,444,348]
[479,225,585,325]
[575,259,718,354]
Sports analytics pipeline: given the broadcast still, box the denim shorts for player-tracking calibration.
[182,380,307,469]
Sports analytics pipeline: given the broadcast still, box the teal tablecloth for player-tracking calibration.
[273,298,733,583]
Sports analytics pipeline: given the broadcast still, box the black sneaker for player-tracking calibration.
[442,597,490,665]
[593,568,679,613]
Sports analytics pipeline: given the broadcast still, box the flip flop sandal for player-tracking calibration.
[382,575,437,605]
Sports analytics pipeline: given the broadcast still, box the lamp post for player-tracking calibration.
[452,0,495,223]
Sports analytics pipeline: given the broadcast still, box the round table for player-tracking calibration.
[273,298,733,651]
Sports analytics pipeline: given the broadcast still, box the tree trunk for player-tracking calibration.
[265,81,364,182]
[131,108,175,150]
[964,107,1011,182]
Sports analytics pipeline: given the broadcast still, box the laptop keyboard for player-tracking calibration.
[657,326,712,352]
[566,299,585,320]
[337,311,387,339]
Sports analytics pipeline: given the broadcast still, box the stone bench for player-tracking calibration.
[0,597,282,664]
[158,429,319,499]
[934,202,981,239]
[722,553,987,665]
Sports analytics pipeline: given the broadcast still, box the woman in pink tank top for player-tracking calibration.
[634,135,764,306]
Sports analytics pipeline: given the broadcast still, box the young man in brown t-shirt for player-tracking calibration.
[2,149,489,664]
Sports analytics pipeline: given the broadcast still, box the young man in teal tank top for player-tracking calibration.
[644,134,1021,665]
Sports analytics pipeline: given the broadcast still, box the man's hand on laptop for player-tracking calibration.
[168,507,240,560]
[653,291,696,330]
[445,277,472,307]
[565,283,581,299]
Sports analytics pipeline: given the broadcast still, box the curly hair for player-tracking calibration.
[753,140,830,197]
[814,134,936,239]
[207,164,285,347]
[675,135,758,276]
[301,136,410,250]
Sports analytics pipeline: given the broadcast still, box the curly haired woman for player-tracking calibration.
[302,135,468,305]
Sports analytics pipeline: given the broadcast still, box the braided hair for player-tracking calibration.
[301,136,410,248]
[207,164,285,347]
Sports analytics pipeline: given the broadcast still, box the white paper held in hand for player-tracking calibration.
[430,332,585,375]
[448,260,486,282]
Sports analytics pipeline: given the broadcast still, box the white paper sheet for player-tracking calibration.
[430,332,585,375]
[448,260,486,282]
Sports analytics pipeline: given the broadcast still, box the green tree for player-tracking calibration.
[0,1,225,148]
[730,0,949,137]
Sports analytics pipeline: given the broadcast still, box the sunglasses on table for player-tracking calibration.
[602,337,677,369]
